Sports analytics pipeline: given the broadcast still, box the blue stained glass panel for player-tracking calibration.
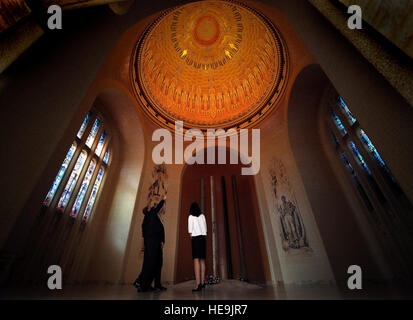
[43,143,76,206]
[57,151,87,211]
[331,110,347,136]
[103,150,110,164]
[71,160,96,218]
[82,168,104,222]
[359,129,396,181]
[85,118,101,148]
[337,96,356,125]
[349,141,372,176]
[95,130,106,156]
[77,111,91,139]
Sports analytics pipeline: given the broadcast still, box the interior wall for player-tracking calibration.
[2,0,412,288]
[287,64,388,285]
[257,91,336,285]
[261,0,413,205]
[0,0,189,249]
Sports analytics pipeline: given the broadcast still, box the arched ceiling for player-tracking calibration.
[131,0,288,132]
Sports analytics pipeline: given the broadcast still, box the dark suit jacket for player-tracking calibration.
[142,200,165,243]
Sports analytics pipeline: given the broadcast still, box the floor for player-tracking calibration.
[1,280,412,300]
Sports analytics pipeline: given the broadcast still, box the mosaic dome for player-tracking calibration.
[131,0,288,132]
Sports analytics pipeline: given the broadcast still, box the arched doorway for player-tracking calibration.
[175,150,270,284]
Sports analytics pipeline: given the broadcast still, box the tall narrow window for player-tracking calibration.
[85,118,101,148]
[43,109,111,224]
[331,110,347,136]
[358,129,396,183]
[95,130,106,156]
[328,94,413,275]
[70,159,96,218]
[82,167,104,222]
[77,111,91,139]
[338,148,375,214]
[43,143,76,206]
[337,96,356,125]
[57,151,87,211]
[348,141,372,176]
[103,149,110,165]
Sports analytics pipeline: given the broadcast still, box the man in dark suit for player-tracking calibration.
[134,195,167,292]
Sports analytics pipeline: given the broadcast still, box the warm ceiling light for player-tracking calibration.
[131,0,289,133]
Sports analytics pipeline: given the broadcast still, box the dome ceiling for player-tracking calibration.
[131,0,288,132]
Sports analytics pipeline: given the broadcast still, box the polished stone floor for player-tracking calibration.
[1,280,412,300]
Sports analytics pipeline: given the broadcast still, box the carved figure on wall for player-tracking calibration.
[147,164,168,211]
[269,159,311,254]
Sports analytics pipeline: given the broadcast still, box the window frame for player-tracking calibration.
[42,109,112,224]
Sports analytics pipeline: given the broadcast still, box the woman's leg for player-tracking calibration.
[200,259,206,284]
[193,258,200,286]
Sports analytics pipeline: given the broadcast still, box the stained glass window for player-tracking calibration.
[70,160,96,218]
[359,129,396,182]
[82,167,104,222]
[337,96,356,125]
[44,109,110,222]
[103,149,110,164]
[95,130,106,156]
[85,118,101,148]
[339,151,375,213]
[43,143,76,206]
[56,151,87,211]
[77,111,91,139]
[331,110,347,136]
[348,141,372,176]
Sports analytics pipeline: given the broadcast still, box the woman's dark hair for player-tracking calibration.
[189,202,201,217]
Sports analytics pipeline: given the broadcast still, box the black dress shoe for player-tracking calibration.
[155,286,167,291]
[201,283,206,289]
[133,281,141,289]
[192,284,202,292]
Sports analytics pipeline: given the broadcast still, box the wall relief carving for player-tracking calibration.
[269,158,312,255]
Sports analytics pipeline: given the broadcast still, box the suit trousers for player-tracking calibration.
[136,237,163,290]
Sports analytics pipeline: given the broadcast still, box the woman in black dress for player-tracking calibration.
[188,202,207,292]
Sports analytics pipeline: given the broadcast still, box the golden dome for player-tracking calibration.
[131,0,288,132]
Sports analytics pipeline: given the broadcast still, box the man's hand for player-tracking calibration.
[163,195,167,201]
[161,242,164,249]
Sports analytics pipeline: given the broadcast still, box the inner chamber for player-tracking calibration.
[176,154,270,284]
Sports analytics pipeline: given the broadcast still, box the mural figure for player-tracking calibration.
[147,164,168,211]
[269,159,311,253]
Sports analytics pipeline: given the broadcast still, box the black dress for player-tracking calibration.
[192,235,206,259]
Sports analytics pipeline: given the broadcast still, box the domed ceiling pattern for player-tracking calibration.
[131,0,288,132]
